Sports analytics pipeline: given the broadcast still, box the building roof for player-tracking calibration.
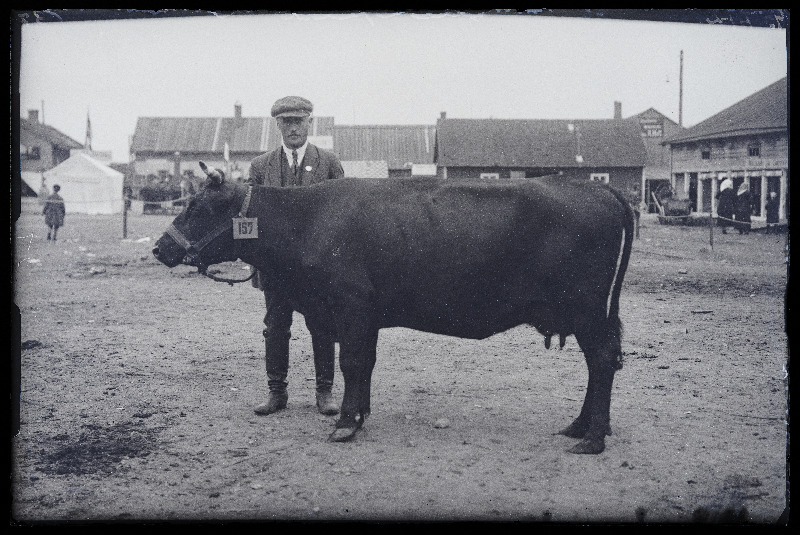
[435,118,646,168]
[341,160,389,178]
[20,117,83,150]
[130,116,335,154]
[625,107,681,129]
[334,124,436,170]
[664,76,787,144]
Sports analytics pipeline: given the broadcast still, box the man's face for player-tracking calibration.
[277,116,312,149]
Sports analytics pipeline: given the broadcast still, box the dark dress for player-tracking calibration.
[716,187,735,229]
[765,196,780,227]
[734,191,752,234]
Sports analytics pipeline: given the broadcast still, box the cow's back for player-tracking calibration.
[293,177,630,339]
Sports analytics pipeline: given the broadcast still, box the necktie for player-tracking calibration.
[292,150,299,184]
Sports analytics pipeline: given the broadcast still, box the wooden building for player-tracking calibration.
[663,77,788,224]
[621,104,684,212]
[333,124,437,177]
[20,110,83,174]
[434,114,646,194]
[129,103,334,194]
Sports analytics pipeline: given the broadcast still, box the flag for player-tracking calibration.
[85,113,92,150]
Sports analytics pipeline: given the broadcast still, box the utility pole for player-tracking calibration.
[679,50,684,127]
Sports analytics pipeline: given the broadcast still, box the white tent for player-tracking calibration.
[42,153,124,215]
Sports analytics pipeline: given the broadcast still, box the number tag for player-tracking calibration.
[233,217,258,239]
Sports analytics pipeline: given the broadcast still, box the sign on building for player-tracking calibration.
[638,117,663,138]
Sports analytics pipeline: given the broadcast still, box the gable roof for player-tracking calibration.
[20,118,83,150]
[130,116,335,154]
[435,118,646,168]
[334,124,436,170]
[664,76,787,144]
[626,107,681,129]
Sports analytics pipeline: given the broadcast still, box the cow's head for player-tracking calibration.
[152,162,244,271]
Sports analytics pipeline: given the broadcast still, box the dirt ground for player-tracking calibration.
[11,200,789,524]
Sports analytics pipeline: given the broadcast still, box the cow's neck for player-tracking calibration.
[233,185,301,270]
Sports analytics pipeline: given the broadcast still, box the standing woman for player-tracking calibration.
[43,184,65,241]
[765,191,780,234]
[734,181,752,234]
[715,177,735,234]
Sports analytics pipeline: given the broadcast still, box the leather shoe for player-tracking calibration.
[316,390,339,415]
[254,391,288,415]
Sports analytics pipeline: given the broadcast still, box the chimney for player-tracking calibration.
[614,101,622,120]
[440,111,447,120]
[28,109,39,123]
[234,102,242,119]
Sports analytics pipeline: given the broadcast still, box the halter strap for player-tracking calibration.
[167,184,254,264]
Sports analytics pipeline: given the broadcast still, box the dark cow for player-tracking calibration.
[152,162,634,454]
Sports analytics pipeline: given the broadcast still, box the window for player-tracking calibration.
[509,170,526,179]
[20,145,40,160]
[701,150,711,160]
[480,173,500,180]
[748,142,761,157]
[590,173,610,184]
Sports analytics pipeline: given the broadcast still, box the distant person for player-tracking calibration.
[38,178,49,205]
[627,185,641,236]
[180,175,191,198]
[231,163,244,183]
[765,191,780,234]
[43,184,65,241]
[248,95,345,417]
[715,177,735,234]
[734,181,752,235]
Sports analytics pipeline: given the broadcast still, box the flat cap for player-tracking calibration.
[271,96,313,118]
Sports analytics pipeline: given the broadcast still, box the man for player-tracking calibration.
[248,96,345,416]
[43,184,65,241]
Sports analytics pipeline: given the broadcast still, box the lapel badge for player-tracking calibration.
[305,166,313,172]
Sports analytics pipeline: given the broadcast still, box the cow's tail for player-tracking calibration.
[605,186,635,323]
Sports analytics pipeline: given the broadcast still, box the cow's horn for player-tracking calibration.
[199,161,225,184]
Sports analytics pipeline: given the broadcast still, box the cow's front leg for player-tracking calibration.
[328,327,378,442]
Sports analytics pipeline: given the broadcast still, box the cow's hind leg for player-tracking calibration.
[329,327,378,442]
[560,315,623,454]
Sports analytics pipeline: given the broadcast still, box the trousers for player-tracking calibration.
[262,290,335,393]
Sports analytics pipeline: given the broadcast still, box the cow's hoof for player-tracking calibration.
[328,427,359,442]
[568,438,605,455]
[558,421,588,439]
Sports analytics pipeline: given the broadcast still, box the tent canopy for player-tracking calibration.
[42,153,124,214]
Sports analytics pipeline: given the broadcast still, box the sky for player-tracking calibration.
[16,10,788,164]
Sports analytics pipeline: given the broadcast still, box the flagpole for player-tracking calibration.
[85,110,92,150]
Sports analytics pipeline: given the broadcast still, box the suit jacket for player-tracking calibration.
[247,144,344,289]
[248,144,344,186]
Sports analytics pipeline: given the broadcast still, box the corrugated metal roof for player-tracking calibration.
[20,118,83,150]
[435,118,646,168]
[333,124,436,170]
[130,116,335,153]
[664,77,787,144]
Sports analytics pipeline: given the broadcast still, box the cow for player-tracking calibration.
[152,162,634,454]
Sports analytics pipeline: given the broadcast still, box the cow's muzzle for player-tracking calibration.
[154,221,231,269]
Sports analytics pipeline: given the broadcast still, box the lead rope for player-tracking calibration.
[201,185,256,286]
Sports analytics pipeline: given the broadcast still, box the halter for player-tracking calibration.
[166,185,255,284]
